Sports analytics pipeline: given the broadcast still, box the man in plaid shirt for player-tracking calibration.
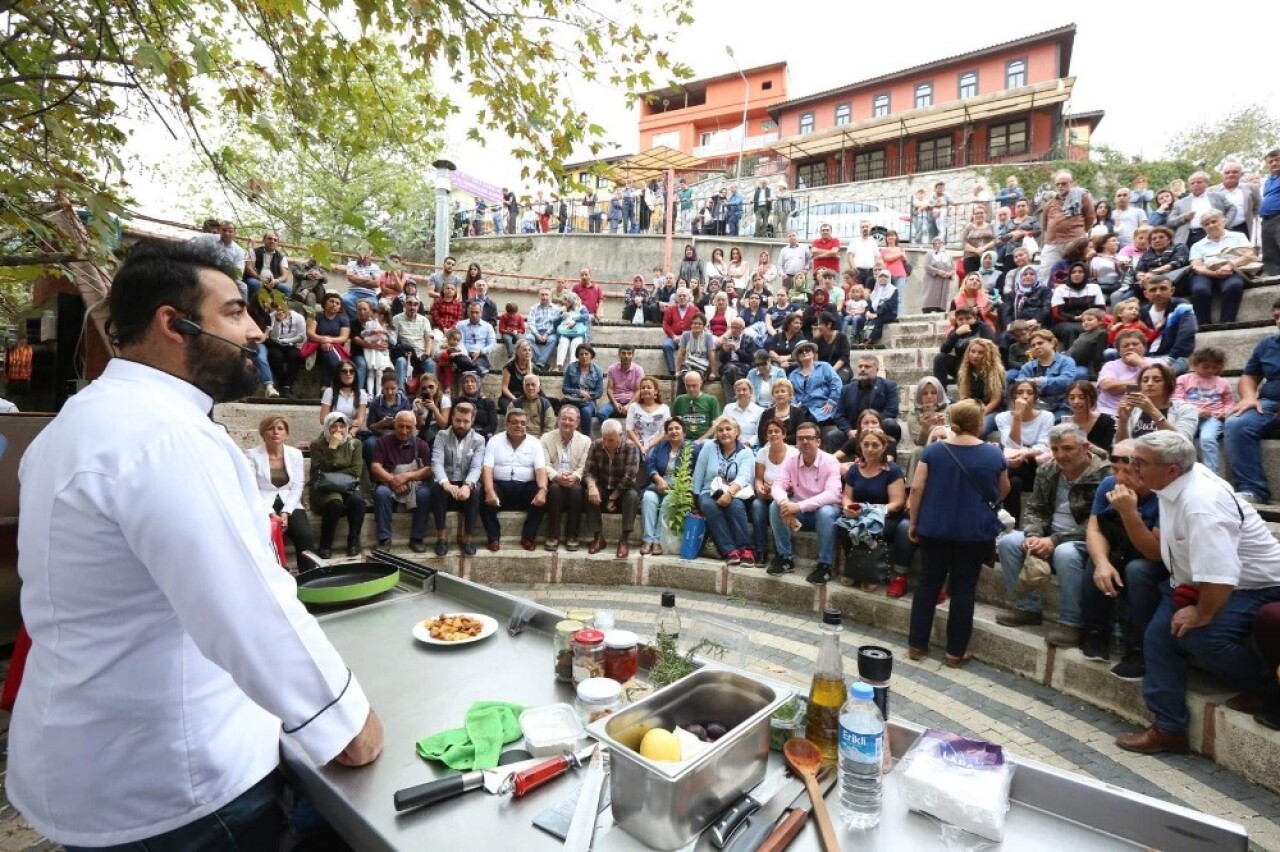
[583,419,641,557]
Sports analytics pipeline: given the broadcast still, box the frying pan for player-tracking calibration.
[295,551,400,605]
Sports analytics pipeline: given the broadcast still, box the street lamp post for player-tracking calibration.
[725,45,748,180]
[432,159,456,267]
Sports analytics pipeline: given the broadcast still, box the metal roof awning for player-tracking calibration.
[605,146,708,184]
[769,77,1075,161]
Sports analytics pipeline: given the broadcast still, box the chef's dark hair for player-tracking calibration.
[108,238,227,348]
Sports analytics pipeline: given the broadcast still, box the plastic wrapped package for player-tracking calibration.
[898,729,1015,842]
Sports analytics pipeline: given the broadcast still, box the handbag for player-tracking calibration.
[939,442,1005,539]
[315,471,359,494]
[843,536,891,584]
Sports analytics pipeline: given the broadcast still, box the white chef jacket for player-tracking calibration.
[1153,463,1280,588]
[11,359,369,847]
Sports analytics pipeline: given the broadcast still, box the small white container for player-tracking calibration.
[575,677,625,725]
[519,703,586,757]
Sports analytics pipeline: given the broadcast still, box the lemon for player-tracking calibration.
[638,728,682,762]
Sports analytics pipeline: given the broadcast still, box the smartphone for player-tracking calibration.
[1124,384,1141,394]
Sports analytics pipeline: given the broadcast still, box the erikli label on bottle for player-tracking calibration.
[839,726,883,763]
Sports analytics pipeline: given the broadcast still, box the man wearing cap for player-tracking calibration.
[789,341,842,438]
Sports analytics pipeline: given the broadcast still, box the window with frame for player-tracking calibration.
[916,136,953,171]
[799,112,815,135]
[988,119,1028,158]
[796,161,828,189]
[914,83,933,109]
[834,103,851,126]
[958,71,978,99]
[1006,59,1027,89]
[872,93,890,117]
[853,150,886,181]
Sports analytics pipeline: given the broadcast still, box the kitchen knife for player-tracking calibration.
[754,769,839,852]
[723,769,832,852]
[394,753,570,812]
[708,767,792,848]
[564,745,606,852]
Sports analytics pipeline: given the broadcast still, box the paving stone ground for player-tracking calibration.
[2,587,1278,851]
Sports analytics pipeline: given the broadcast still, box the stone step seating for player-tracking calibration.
[318,534,1280,796]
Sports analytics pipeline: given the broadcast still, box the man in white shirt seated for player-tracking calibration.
[11,239,381,850]
[1187,210,1257,326]
[481,407,549,552]
[456,302,498,376]
[1116,432,1280,755]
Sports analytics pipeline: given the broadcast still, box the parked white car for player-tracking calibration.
[788,200,912,246]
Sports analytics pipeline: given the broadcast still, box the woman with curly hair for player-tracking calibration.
[956,337,1006,436]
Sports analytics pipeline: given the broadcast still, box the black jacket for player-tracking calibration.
[834,378,900,433]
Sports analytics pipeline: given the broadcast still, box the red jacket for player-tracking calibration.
[662,304,702,340]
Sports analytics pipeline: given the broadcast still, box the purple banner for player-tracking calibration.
[452,171,504,203]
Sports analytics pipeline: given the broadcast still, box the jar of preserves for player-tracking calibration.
[603,630,639,683]
[571,628,606,685]
[553,619,584,683]
[575,677,624,724]
[566,608,595,628]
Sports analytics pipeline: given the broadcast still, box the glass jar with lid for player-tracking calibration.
[566,608,595,628]
[571,628,606,685]
[575,677,624,725]
[553,619,584,683]
[603,630,639,683]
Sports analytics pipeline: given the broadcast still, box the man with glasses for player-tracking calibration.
[1077,440,1167,680]
[1116,432,1280,755]
[769,422,842,584]
[1038,170,1095,278]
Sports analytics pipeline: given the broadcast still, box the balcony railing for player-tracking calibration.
[692,132,780,160]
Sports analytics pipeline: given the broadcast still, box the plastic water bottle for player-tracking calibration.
[838,681,885,830]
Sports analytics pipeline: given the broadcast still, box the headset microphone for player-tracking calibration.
[172,318,259,357]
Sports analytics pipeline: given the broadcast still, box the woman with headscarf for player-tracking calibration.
[975,250,1002,299]
[755,250,780,291]
[1002,264,1052,330]
[454,371,497,439]
[1049,261,1105,348]
[904,376,950,481]
[309,411,368,558]
[864,269,899,346]
[922,237,954,313]
[678,244,705,289]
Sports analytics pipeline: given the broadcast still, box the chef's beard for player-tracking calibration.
[186,334,261,402]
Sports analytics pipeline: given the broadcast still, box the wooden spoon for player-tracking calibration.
[782,737,839,852]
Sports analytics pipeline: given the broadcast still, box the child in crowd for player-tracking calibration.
[498,302,526,357]
[436,328,475,394]
[1004,319,1036,375]
[842,283,869,342]
[1107,298,1157,347]
[361,306,395,395]
[1173,346,1235,475]
[1067,308,1110,380]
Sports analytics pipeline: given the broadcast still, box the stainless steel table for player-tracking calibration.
[281,573,1248,851]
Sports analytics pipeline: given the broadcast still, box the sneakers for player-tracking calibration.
[885,575,909,598]
[1080,633,1110,661]
[767,556,794,576]
[739,548,756,565]
[264,383,280,398]
[726,549,743,565]
[1110,651,1145,681]
[752,550,767,566]
[995,609,1043,627]
[805,563,833,585]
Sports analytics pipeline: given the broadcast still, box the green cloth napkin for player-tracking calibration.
[415,701,526,771]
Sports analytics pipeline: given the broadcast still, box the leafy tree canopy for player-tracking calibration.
[0,0,694,285]
[1166,103,1280,175]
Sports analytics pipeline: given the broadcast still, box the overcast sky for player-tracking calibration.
[128,2,1277,217]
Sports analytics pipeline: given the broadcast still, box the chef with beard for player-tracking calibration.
[11,240,382,850]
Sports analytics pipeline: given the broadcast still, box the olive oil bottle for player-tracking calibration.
[805,608,846,763]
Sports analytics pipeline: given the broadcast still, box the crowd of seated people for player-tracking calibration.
[238,156,1280,739]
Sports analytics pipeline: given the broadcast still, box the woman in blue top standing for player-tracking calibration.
[907,399,1010,668]
[692,416,757,565]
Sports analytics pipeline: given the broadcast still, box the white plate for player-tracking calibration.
[413,613,500,647]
